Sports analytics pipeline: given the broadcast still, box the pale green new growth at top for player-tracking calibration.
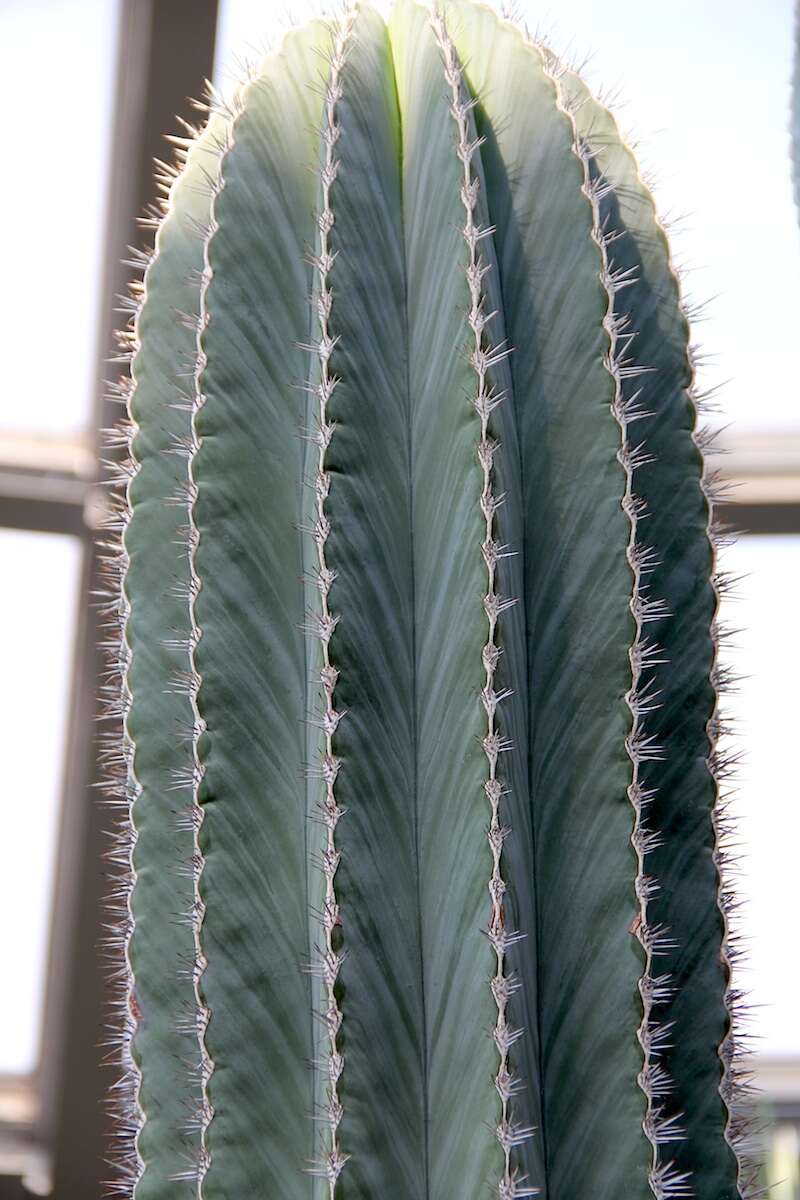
[101,2,754,1197]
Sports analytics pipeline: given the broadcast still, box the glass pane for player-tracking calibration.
[215,0,800,430]
[0,529,82,1074]
[215,0,271,85]
[0,0,120,437]
[724,535,800,1058]
[214,0,317,88]
[769,1122,800,1200]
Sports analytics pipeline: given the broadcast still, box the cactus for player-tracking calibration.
[102,3,753,1198]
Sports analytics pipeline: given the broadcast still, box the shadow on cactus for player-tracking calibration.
[101,2,755,1197]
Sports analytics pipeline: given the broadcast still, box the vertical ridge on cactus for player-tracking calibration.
[104,3,749,1197]
[189,19,333,1197]
[312,8,423,1194]
[114,110,230,1197]
[299,11,357,1188]
[554,65,743,1197]
[430,12,532,1195]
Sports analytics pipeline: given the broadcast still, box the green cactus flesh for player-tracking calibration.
[109,3,749,1198]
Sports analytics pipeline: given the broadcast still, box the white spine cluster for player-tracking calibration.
[184,104,242,1196]
[540,52,754,1194]
[100,486,144,1197]
[100,137,207,1198]
[699,382,757,1197]
[185,270,215,1200]
[184,477,214,1194]
[299,12,356,1195]
[430,14,535,1198]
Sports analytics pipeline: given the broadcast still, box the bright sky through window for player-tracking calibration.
[0,0,119,436]
[725,535,800,1059]
[0,531,82,1074]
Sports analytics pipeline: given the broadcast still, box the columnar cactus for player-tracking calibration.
[103,3,752,1198]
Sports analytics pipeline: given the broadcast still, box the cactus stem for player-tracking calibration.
[301,11,356,1195]
[538,43,673,1199]
[185,136,234,1200]
[107,7,751,1195]
[568,41,752,1193]
[98,110,225,1185]
[109,568,144,1196]
[694,260,756,1200]
[431,12,536,1198]
[101,135,199,1194]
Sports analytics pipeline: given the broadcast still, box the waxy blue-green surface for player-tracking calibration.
[123,115,227,1198]
[192,22,329,1198]
[447,7,653,1194]
[559,69,739,1196]
[120,3,739,1197]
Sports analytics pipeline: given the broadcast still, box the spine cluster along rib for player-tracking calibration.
[300,12,357,1193]
[432,13,534,1198]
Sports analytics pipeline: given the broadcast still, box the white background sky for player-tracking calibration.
[726,536,800,1058]
[0,0,119,438]
[0,531,81,1073]
[0,0,797,1073]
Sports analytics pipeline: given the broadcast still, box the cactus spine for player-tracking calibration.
[430,14,533,1196]
[299,12,357,1187]
[103,3,753,1198]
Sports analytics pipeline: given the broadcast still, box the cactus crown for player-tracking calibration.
[102,3,753,1198]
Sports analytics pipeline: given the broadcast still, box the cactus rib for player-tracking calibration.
[187,166,218,1200]
[300,11,357,1190]
[186,85,257,1194]
[112,449,143,1195]
[185,19,334,1196]
[108,109,231,1197]
[542,42,690,1195]
[430,11,535,1196]
[541,54,674,1195]
[561,59,744,1197]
